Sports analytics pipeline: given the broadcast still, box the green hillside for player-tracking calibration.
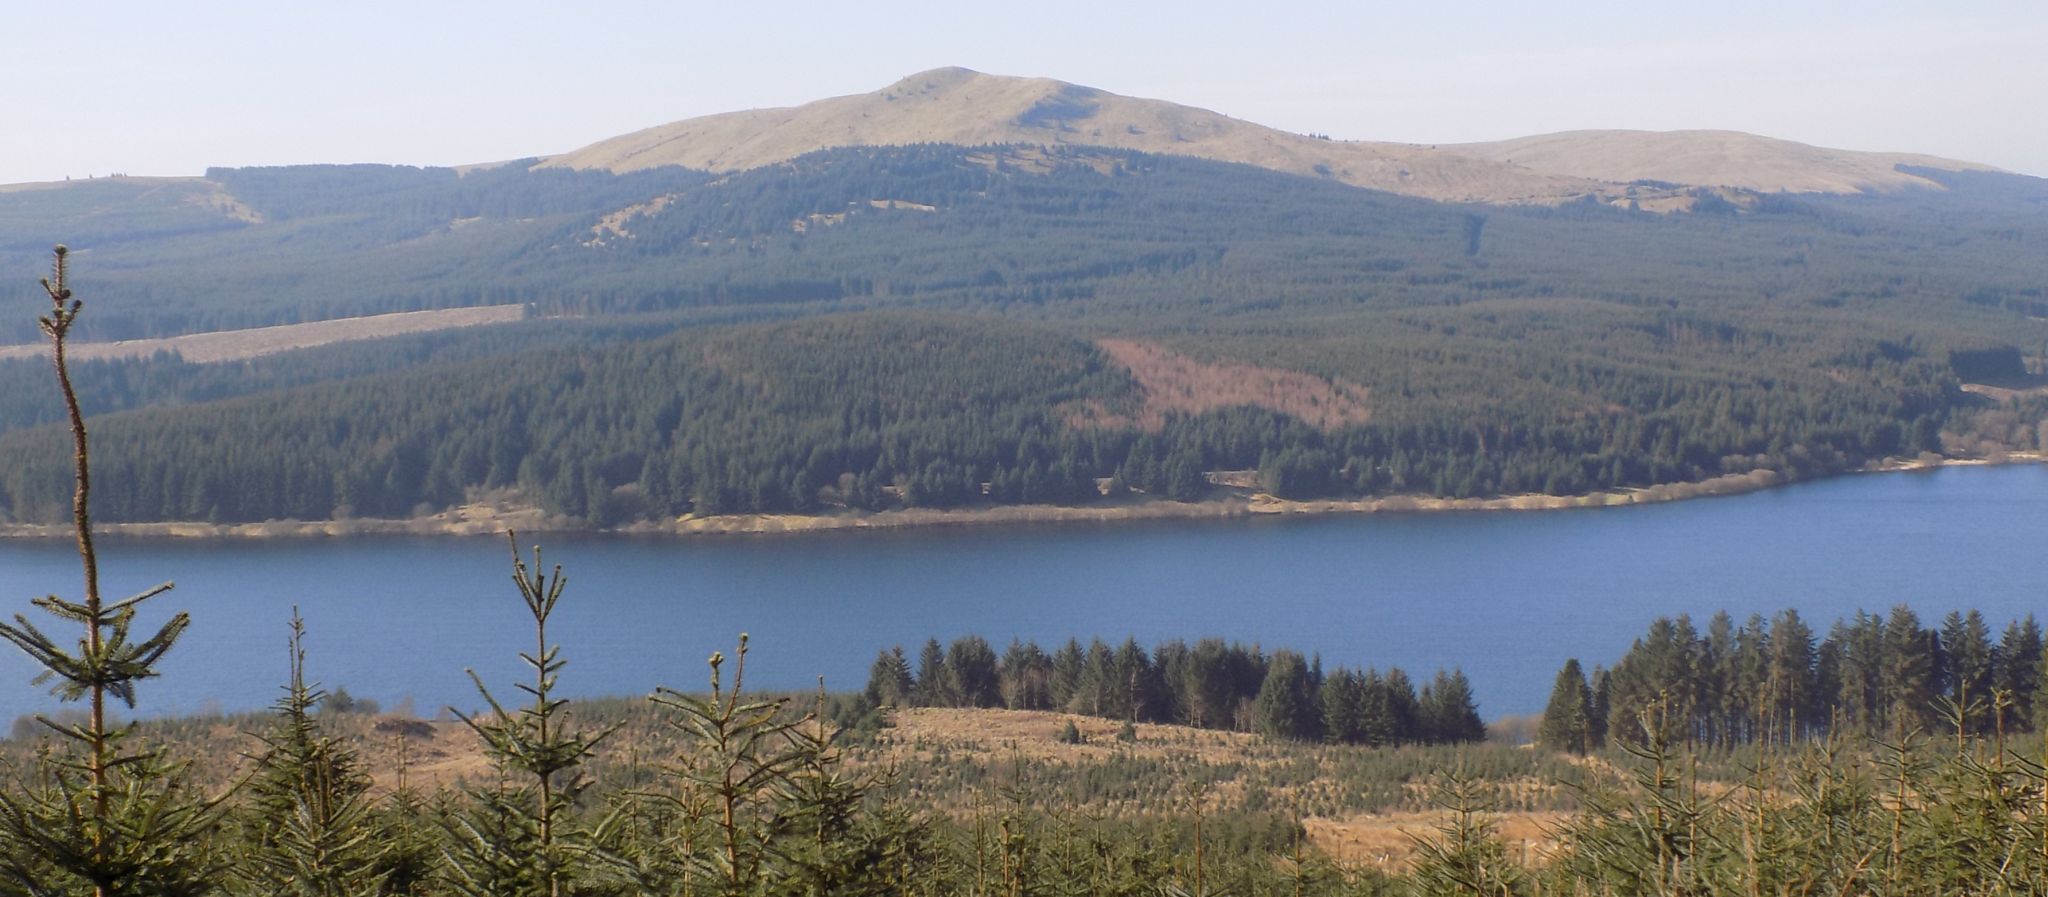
[1,145,2045,524]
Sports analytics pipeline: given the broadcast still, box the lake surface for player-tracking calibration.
[0,464,2043,726]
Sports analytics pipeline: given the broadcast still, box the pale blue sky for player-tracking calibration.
[5,1,2044,184]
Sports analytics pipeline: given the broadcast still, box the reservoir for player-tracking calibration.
[0,463,2043,726]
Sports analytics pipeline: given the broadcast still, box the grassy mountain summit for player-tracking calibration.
[540,66,1606,204]
[1445,128,2002,194]
[540,66,2009,205]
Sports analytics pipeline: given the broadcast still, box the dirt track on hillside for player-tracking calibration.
[0,305,525,364]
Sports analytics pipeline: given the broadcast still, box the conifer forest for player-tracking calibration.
[2,147,2047,528]
[5,39,2048,892]
[3,245,2048,894]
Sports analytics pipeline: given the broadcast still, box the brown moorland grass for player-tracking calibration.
[1093,338,1373,430]
[6,703,1574,870]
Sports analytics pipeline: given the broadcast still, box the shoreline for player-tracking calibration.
[1,453,2039,541]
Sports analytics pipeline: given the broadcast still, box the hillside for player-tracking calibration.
[0,74,2042,529]
[1445,129,2001,194]
[1,142,2045,527]
[541,66,1607,204]
[541,67,2007,205]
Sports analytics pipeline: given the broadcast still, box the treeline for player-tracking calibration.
[1538,605,2048,752]
[1,143,2043,523]
[0,313,715,436]
[0,308,1989,525]
[0,313,1140,523]
[867,635,1486,746]
[6,143,2045,349]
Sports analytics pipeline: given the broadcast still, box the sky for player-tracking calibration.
[4,1,2045,184]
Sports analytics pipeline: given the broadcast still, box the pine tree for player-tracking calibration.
[2035,636,2048,734]
[1880,605,1937,735]
[997,640,1052,711]
[776,681,909,896]
[1382,667,1422,744]
[1737,613,1774,743]
[234,610,387,896]
[1048,639,1085,712]
[1357,669,1399,747]
[1762,609,1818,744]
[1940,610,1995,735]
[1073,639,1116,717]
[1419,669,1488,745]
[864,647,914,708]
[1320,669,1367,745]
[1179,639,1240,731]
[1253,651,1321,742]
[914,639,951,707]
[1995,616,2042,734]
[947,636,1002,709]
[646,635,815,896]
[1831,612,1887,736]
[365,787,441,897]
[1113,638,1159,722]
[443,535,616,897]
[1604,616,1697,748]
[1586,665,1610,750]
[1407,769,1526,896]
[1704,611,1738,746]
[1538,659,1595,754]
[0,246,222,897]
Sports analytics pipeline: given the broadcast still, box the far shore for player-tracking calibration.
[0,452,2039,541]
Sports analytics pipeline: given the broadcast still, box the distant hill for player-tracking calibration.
[0,76,2043,530]
[1443,129,2001,194]
[1,140,2044,528]
[540,67,2005,205]
[539,67,1605,205]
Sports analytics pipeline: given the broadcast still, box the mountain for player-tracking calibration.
[540,67,1604,205]
[541,67,2005,206]
[0,72,2044,529]
[1,140,2044,528]
[1443,129,2002,194]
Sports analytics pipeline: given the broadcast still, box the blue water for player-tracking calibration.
[0,464,2043,725]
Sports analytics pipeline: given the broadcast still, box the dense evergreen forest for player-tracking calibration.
[1538,606,2048,754]
[0,304,1996,524]
[865,635,1487,746]
[5,147,2045,343]
[1,145,2045,525]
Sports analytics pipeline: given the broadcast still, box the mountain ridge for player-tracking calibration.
[538,66,1999,205]
[0,67,2014,209]
[1447,129,2002,194]
[541,66,1606,204]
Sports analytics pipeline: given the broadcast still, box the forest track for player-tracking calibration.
[0,304,526,364]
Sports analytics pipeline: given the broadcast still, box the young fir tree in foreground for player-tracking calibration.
[442,535,616,897]
[232,609,388,896]
[0,246,220,896]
